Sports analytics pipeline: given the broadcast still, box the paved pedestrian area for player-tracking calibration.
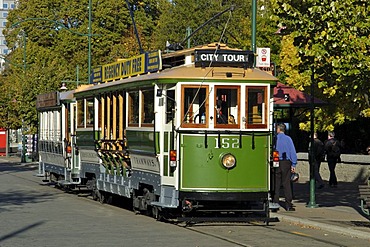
[272,179,370,240]
[1,155,370,241]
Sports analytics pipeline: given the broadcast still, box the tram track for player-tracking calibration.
[0,163,362,246]
[175,220,349,247]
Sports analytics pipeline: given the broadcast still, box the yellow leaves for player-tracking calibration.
[280,34,311,89]
[360,108,370,117]
[322,85,337,97]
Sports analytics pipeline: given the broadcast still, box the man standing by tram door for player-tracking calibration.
[271,123,298,211]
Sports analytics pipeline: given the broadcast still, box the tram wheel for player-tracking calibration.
[152,206,163,221]
[98,191,105,204]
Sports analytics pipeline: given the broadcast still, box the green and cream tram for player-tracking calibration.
[38,43,277,222]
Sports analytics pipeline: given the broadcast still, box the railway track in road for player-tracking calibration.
[3,163,369,247]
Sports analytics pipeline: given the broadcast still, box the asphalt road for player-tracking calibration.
[1,162,369,247]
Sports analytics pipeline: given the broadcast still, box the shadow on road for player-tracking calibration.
[0,221,45,243]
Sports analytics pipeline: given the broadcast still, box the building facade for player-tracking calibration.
[0,0,16,70]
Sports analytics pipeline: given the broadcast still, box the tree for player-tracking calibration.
[0,0,162,131]
[271,0,370,130]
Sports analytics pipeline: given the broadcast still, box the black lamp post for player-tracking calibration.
[307,64,318,208]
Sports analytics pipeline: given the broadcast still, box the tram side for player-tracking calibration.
[72,44,278,221]
[37,91,75,183]
[37,85,103,188]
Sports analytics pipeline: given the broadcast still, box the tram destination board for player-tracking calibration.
[36,91,60,109]
[194,49,254,68]
[91,51,162,84]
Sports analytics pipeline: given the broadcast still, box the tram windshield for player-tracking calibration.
[214,86,239,127]
[179,84,269,129]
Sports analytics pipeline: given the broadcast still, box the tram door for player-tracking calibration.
[70,103,79,171]
[160,89,176,186]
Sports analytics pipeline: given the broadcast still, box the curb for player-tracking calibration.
[271,213,370,240]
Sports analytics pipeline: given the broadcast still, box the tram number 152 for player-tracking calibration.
[215,137,240,149]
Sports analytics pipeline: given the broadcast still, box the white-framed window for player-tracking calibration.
[3,12,8,18]
[3,3,8,9]
[11,3,15,9]
[3,49,8,55]
[2,21,7,27]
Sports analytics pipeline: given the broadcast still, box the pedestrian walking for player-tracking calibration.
[309,133,325,189]
[324,131,341,188]
[272,123,298,211]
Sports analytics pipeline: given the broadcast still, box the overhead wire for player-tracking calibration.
[179,8,234,128]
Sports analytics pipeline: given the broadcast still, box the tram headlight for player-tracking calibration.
[220,153,236,169]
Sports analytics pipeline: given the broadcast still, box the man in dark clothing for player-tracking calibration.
[324,131,341,188]
[309,133,325,189]
[272,123,298,211]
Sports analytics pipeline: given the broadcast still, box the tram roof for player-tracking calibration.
[75,64,278,97]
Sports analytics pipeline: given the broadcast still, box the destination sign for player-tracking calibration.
[36,92,60,109]
[92,66,102,84]
[194,49,254,68]
[91,51,162,84]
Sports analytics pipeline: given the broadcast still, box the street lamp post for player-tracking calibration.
[307,64,318,208]
[88,0,92,82]
[251,0,257,66]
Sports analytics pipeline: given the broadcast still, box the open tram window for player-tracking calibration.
[77,98,94,128]
[142,88,155,125]
[166,89,175,124]
[77,99,84,128]
[214,86,240,128]
[246,86,267,129]
[128,91,139,126]
[86,98,94,127]
[181,85,209,127]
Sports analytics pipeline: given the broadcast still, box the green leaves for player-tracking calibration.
[0,0,162,130]
[272,0,370,130]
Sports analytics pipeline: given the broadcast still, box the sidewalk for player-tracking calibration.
[1,156,370,240]
[271,179,370,240]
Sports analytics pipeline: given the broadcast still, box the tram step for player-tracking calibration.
[57,180,73,186]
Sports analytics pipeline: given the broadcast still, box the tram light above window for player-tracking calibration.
[156,89,163,97]
[220,153,236,169]
[170,150,177,167]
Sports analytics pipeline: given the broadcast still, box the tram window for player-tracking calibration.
[214,86,239,127]
[181,85,208,126]
[166,90,175,124]
[246,87,267,128]
[86,99,94,127]
[142,89,154,125]
[128,91,139,125]
[77,99,84,128]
